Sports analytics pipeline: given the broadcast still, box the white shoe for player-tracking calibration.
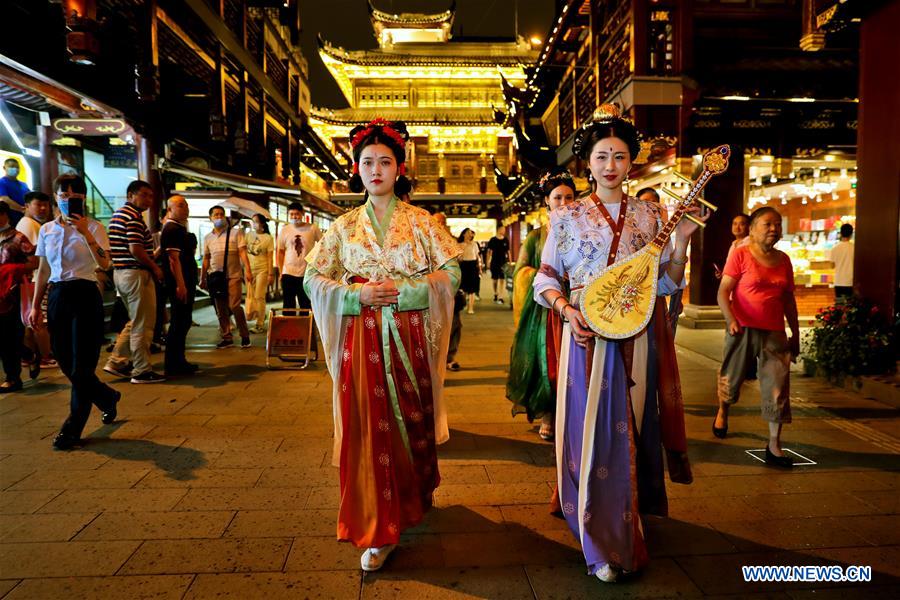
[360,544,396,572]
[595,564,618,583]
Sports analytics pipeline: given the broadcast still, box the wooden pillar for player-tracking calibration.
[136,133,162,230]
[236,2,250,172]
[37,126,56,194]
[680,150,746,328]
[631,0,649,77]
[855,0,900,316]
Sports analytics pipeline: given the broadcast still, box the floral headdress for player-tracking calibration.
[538,168,575,195]
[350,118,409,175]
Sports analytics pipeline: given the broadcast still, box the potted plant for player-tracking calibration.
[802,296,896,386]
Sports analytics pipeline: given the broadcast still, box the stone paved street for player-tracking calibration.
[1,286,898,599]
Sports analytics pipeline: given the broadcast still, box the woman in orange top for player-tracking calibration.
[715,206,800,467]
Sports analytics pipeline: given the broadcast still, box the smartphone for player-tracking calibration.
[68,197,85,217]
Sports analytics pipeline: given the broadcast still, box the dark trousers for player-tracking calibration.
[0,305,23,384]
[448,309,462,363]
[165,288,195,371]
[48,280,117,438]
[282,274,310,309]
[153,279,166,342]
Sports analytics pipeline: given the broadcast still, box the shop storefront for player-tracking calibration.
[628,149,857,317]
[745,154,856,315]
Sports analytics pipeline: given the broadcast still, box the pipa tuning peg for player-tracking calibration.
[684,213,707,228]
[695,197,718,212]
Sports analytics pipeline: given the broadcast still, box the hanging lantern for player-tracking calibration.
[64,0,100,66]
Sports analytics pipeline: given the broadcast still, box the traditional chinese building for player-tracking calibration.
[498,0,891,323]
[311,0,539,218]
[2,0,345,229]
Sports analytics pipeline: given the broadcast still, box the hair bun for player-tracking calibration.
[592,104,621,121]
[391,120,410,141]
[572,103,641,161]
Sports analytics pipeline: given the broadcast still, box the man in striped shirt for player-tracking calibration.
[103,180,166,384]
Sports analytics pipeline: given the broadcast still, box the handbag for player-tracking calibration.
[207,224,230,299]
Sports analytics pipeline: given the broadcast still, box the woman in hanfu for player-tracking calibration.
[303,119,461,572]
[533,105,701,582]
[507,168,576,441]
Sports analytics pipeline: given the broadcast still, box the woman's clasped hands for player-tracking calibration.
[360,279,400,307]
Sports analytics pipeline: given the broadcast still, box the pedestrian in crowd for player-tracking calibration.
[150,222,168,350]
[434,212,464,371]
[277,202,321,311]
[15,191,56,377]
[637,186,685,333]
[245,213,275,332]
[457,228,481,314]
[486,225,509,304]
[507,168,575,441]
[0,157,29,227]
[636,187,666,218]
[715,206,800,467]
[0,202,35,392]
[533,105,697,582]
[27,174,120,449]
[201,205,252,349]
[103,180,166,383]
[304,118,460,572]
[14,191,51,243]
[716,214,750,278]
[160,195,198,376]
[830,223,854,300]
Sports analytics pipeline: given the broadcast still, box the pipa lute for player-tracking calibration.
[581,144,731,339]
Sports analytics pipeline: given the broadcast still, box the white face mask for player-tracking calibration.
[290,218,303,227]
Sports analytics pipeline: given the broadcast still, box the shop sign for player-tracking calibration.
[103,144,138,169]
[52,118,128,136]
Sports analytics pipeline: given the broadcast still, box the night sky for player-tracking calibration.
[299,0,555,109]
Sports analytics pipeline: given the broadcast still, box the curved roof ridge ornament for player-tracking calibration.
[367,0,455,25]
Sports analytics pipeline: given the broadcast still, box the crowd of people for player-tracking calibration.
[0,164,329,445]
[0,108,834,585]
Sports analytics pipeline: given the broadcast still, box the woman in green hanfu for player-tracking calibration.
[506,168,576,441]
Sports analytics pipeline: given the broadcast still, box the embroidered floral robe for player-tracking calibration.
[533,194,691,575]
[304,196,460,548]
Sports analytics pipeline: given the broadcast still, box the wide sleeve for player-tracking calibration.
[650,203,684,297]
[395,215,461,311]
[303,222,364,316]
[512,229,540,325]
[533,216,566,307]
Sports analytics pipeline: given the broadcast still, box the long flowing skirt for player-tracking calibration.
[557,312,679,574]
[507,297,562,420]
[337,305,439,548]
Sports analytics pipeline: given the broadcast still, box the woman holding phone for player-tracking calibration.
[28,174,120,450]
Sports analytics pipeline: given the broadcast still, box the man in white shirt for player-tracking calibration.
[201,206,253,349]
[15,191,50,244]
[276,201,322,310]
[830,223,854,300]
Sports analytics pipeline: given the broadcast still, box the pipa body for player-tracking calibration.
[582,145,731,339]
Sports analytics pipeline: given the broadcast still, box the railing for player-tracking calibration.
[83,172,116,222]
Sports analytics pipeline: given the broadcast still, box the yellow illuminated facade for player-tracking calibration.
[312,2,537,195]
